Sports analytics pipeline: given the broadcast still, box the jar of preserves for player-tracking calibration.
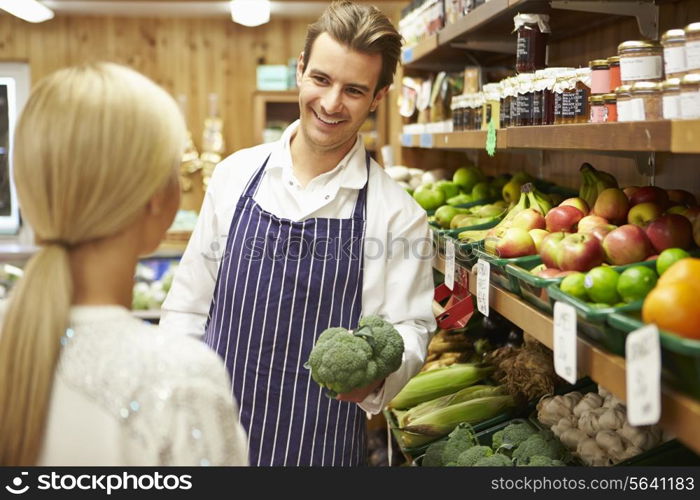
[542,68,571,125]
[532,70,546,125]
[661,29,687,79]
[618,41,664,85]
[451,95,461,131]
[685,23,700,75]
[515,73,536,126]
[590,59,611,94]
[463,95,474,130]
[513,14,550,73]
[589,95,606,123]
[560,70,578,124]
[680,73,700,120]
[499,80,509,128]
[616,85,632,122]
[662,78,681,120]
[474,93,484,130]
[608,56,622,90]
[630,81,663,121]
[574,68,592,123]
[603,93,617,122]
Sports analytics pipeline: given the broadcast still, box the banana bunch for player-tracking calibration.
[579,162,619,208]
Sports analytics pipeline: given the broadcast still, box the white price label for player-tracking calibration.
[553,301,578,384]
[476,259,490,317]
[626,324,661,426]
[444,240,455,291]
[420,133,434,148]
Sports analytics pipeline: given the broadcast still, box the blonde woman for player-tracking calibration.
[0,63,248,466]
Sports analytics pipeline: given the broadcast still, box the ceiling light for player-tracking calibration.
[0,0,54,23]
[230,0,270,27]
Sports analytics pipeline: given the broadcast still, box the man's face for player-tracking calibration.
[296,32,387,155]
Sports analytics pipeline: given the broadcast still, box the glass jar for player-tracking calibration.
[661,29,687,79]
[685,23,700,75]
[553,75,566,125]
[630,81,663,121]
[618,41,664,85]
[603,93,617,122]
[451,95,460,131]
[590,59,611,94]
[499,80,509,128]
[560,70,578,124]
[463,95,474,130]
[483,83,501,129]
[616,85,632,122]
[514,14,550,73]
[608,56,622,90]
[515,73,536,126]
[532,70,546,125]
[589,95,606,123]
[680,73,700,120]
[662,78,681,120]
[474,93,484,130]
[574,68,592,123]
[542,68,570,125]
[508,78,519,127]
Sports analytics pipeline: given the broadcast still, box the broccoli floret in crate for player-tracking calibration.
[422,440,448,467]
[512,431,569,465]
[474,454,513,466]
[519,455,567,467]
[441,423,478,465]
[491,421,537,451]
[455,445,493,466]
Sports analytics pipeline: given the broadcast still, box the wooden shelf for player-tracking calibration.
[402,120,700,153]
[433,253,700,455]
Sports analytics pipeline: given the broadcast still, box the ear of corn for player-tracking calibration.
[389,363,493,410]
[398,384,503,427]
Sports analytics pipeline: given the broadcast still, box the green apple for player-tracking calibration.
[452,166,484,193]
[413,183,446,210]
[436,180,461,199]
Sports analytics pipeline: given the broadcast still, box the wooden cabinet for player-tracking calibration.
[253,90,300,144]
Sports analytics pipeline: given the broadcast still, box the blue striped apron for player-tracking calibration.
[203,153,369,466]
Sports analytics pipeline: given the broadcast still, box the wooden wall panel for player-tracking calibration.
[0,14,316,153]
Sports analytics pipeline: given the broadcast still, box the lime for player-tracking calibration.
[583,266,621,305]
[656,248,690,276]
[617,266,658,303]
[560,272,589,302]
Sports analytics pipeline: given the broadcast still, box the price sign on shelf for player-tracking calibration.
[419,133,434,148]
[402,47,414,64]
[401,134,412,147]
[444,240,455,290]
[476,259,490,317]
[553,301,577,384]
[626,324,661,426]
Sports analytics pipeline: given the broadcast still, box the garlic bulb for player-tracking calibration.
[560,428,589,450]
[618,423,662,451]
[552,415,578,437]
[537,395,575,427]
[612,444,643,464]
[597,385,611,399]
[598,407,626,431]
[576,438,611,466]
[595,430,626,459]
[578,407,606,437]
[573,392,604,418]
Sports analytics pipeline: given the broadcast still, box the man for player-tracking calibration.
[161,1,436,466]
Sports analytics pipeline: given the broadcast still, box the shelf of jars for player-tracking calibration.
[432,252,700,455]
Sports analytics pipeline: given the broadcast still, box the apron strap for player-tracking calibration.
[241,153,272,199]
[351,152,371,220]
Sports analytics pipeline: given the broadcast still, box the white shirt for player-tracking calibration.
[36,305,248,466]
[161,121,436,413]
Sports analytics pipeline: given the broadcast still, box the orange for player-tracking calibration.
[642,282,700,339]
[657,258,700,289]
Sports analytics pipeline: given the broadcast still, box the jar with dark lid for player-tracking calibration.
[590,59,611,94]
[608,56,622,90]
[662,78,681,120]
[661,29,687,79]
[685,23,700,75]
[589,95,606,123]
[574,68,592,123]
[630,81,663,121]
[680,73,700,120]
[616,85,632,122]
[618,41,664,85]
[514,14,550,73]
[603,93,617,122]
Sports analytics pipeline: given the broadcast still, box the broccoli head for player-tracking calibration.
[474,454,513,466]
[511,432,569,465]
[305,316,404,397]
[422,440,448,467]
[441,423,478,465]
[455,446,493,466]
[520,455,566,467]
[492,422,538,451]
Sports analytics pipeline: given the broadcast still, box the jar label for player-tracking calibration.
[574,88,588,117]
[517,94,532,122]
[686,41,700,71]
[554,92,562,117]
[629,97,646,121]
[591,68,611,94]
[590,104,606,123]
[516,36,530,62]
[532,93,543,122]
[663,94,681,120]
[562,91,576,118]
[620,55,663,81]
[663,46,686,75]
[680,91,700,120]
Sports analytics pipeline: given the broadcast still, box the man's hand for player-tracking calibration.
[336,378,384,403]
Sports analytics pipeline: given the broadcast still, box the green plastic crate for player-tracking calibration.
[505,258,564,313]
[472,247,541,296]
[426,196,499,216]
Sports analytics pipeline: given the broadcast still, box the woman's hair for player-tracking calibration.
[0,62,186,465]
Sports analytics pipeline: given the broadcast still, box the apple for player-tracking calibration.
[536,268,562,278]
[666,189,697,206]
[602,224,654,265]
[623,186,640,201]
[627,202,664,226]
[629,186,670,209]
[644,214,693,252]
[577,215,609,234]
[558,233,606,272]
[529,228,550,253]
[559,197,590,216]
[593,188,630,225]
[539,232,566,269]
[667,205,700,226]
[589,224,617,242]
[495,227,537,258]
[545,205,584,232]
[511,208,546,231]
[554,270,577,278]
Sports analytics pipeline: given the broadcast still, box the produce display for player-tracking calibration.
[132,260,178,310]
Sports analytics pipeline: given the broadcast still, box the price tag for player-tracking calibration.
[419,133,434,148]
[402,47,414,64]
[626,324,661,426]
[401,134,412,147]
[476,259,490,317]
[553,301,578,384]
[444,240,455,290]
[485,118,497,157]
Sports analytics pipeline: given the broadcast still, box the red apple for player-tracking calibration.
[529,228,550,253]
[554,270,577,278]
[540,232,566,269]
[495,227,537,258]
[627,202,664,226]
[666,189,697,206]
[558,233,606,272]
[629,186,670,209]
[668,205,700,226]
[511,208,546,231]
[602,224,654,265]
[644,214,693,252]
[559,197,590,216]
[589,224,617,242]
[546,205,584,233]
[577,215,610,234]
[623,186,640,201]
[593,188,630,225]
[536,268,562,278]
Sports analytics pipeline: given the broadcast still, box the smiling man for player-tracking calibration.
[161,1,436,466]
